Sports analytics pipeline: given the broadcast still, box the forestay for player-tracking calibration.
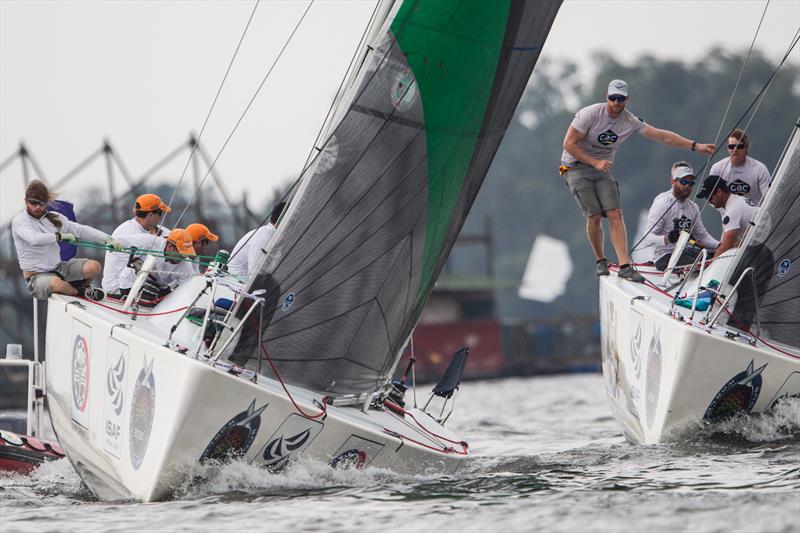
[726,118,800,348]
[226,0,562,394]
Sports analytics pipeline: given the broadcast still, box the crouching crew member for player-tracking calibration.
[12,180,123,300]
[646,162,719,271]
[186,223,219,273]
[228,201,285,280]
[696,176,759,259]
[117,229,196,301]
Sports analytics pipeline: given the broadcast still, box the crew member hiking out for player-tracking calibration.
[11,180,123,301]
[561,79,715,282]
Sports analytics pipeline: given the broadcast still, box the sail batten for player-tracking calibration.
[226,0,563,394]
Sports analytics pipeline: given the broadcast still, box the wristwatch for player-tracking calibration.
[691,141,696,152]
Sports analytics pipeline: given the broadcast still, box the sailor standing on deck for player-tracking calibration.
[11,180,123,301]
[696,176,759,259]
[561,79,715,282]
[646,162,719,271]
[709,129,771,205]
[103,193,171,293]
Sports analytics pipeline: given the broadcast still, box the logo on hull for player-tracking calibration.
[256,414,324,471]
[129,357,155,469]
[704,360,766,422]
[200,399,268,464]
[72,335,90,412]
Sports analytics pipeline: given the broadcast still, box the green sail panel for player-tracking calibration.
[227,0,562,395]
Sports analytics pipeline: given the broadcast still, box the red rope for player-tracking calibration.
[384,400,469,453]
[79,297,188,317]
[382,427,468,455]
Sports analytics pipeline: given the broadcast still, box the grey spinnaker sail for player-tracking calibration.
[727,119,800,348]
[226,0,562,394]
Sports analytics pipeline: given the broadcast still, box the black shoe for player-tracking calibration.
[596,258,610,277]
[79,286,106,302]
[618,264,645,283]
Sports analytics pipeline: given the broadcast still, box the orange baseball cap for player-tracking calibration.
[166,228,195,255]
[186,223,219,242]
[135,193,172,213]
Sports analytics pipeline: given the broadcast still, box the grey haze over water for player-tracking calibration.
[2,374,798,532]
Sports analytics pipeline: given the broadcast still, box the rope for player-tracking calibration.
[161,0,261,230]
[79,297,188,317]
[384,400,469,451]
[173,1,316,229]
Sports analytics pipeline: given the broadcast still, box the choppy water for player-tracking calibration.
[2,374,799,532]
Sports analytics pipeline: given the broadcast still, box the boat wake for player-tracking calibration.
[699,396,800,443]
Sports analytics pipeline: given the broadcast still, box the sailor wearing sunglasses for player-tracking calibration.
[645,162,719,271]
[561,79,715,282]
[709,129,770,205]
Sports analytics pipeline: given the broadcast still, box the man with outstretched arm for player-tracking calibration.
[561,79,715,282]
[11,180,123,301]
[646,162,719,271]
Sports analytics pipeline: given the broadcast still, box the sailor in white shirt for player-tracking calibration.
[228,202,285,280]
[11,180,123,300]
[561,79,716,283]
[709,129,771,205]
[103,193,171,292]
[697,175,759,259]
[117,229,197,300]
[646,163,719,271]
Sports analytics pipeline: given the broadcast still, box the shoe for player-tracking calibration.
[618,264,645,283]
[79,286,106,302]
[596,258,610,277]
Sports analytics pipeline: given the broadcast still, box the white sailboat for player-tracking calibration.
[43,0,562,501]
[599,118,800,444]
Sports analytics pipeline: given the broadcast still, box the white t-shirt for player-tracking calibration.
[103,218,168,292]
[646,191,719,261]
[709,156,770,205]
[228,224,276,280]
[115,234,195,291]
[561,103,648,165]
[12,211,109,272]
[720,194,759,243]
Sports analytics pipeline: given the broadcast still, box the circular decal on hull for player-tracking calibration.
[71,336,90,412]
[200,400,267,464]
[644,329,662,430]
[329,449,366,470]
[704,360,766,422]
[129,358,155,470]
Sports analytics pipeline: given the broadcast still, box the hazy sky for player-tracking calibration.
[1,0,798,225]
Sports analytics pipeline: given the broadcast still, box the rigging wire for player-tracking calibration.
[630,25,800,255]
[162,0,261,230]
[172,0,316,229]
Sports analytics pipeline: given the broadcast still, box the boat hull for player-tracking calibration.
[45,296,466,502]
[599,275,800,444]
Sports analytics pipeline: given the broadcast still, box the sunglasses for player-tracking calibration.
[673,178,695,186]
[26,198,47,207]
[200,238,210,246]
[727,143,746,150]
[607,95,627,103]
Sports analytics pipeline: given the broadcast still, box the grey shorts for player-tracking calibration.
[25,258,89,300]
[563,162,620,217]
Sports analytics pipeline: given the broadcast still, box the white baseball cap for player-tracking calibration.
[607,79,628,97]
[671,165,695,180]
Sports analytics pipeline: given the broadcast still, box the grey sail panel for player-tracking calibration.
[728,120,800,348]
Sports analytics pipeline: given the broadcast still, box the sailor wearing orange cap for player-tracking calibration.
[103,193,172,293]
[186,223,219,273]
[116,229,197,301]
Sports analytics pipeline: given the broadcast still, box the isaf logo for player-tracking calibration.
[107,353,126,416]
[597,129,618,146]
[778,258,791,277]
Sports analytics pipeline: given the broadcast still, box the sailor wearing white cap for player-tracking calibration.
[561,79,716,282]
[646,162,719,271]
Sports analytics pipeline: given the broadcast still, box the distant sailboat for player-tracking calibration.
[43,0,563,501]
[518,235,572,302]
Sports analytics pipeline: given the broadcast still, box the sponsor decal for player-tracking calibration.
[765,372,800,411]
[103,339,129,459]
[0,430,24,446]
[597,129,618,146]
[602,299,621,399]
[778,259,791,277]
[644,327,662,429]
[729,180,751,196]
[672,215,693,232]
[390,68,417,112]
[281,293,295,312]
[200,400,268,464]
[257,414,324,471]
[129,356,155,470]
[704,360,766,422]
[331,435,384,469]
[71,320,92,429]
[629,309,644,379]
[722,215,730,225]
